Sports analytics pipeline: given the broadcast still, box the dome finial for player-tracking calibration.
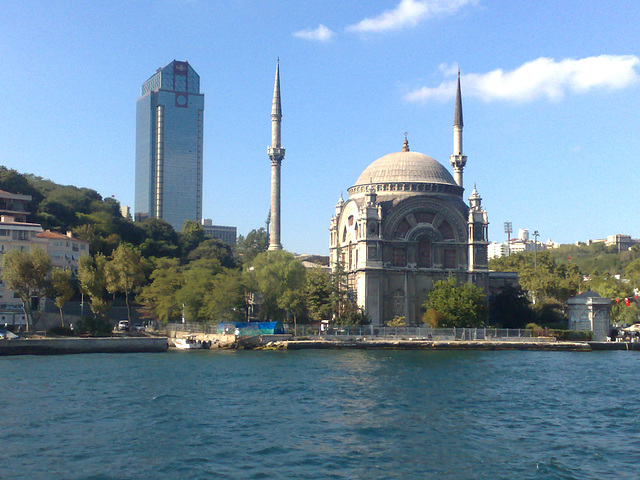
[402,132,410,152]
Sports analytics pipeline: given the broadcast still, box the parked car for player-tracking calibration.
[117,320,130,332]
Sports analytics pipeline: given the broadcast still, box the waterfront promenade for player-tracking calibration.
[2,332,638,355]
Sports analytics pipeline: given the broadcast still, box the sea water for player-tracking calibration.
[1,349,639,479]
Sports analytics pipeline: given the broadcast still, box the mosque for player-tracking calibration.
[329,73,491,326]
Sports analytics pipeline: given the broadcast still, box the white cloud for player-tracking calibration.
[346,0,477,33]
[404,55,640,103]
[292,24,335,42]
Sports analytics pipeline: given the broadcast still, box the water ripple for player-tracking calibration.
[1,350,639,479]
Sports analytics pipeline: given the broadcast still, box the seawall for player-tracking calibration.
[0,337,168,356]
[267,339,594,351]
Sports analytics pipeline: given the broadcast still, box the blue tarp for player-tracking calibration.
[217,321,284,335]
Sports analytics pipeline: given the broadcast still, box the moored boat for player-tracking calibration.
[173,335,208,350]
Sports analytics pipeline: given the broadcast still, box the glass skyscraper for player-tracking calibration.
[135,60,204,232]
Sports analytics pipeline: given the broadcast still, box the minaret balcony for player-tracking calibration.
[268,147,285,162]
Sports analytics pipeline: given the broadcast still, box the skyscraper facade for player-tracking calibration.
[135,60,204,232]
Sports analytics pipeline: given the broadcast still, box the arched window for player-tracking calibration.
[342,226,347,243]
[414,212,435,224]
[394,219,411,238]
[439,221,455,240]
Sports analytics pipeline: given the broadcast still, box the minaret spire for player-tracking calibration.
[268,58,285,250]
[454,69,463,130]
[449,69,467,189]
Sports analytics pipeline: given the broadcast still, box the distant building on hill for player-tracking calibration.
[487,227,556,259]
[135,60,204,232]
[201,219,237,247]
[120,205,131,220]
[605,234,639,252]
[488,241,508,259]
[0,189,31,222]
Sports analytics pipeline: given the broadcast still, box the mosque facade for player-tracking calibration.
[329,73,490,326]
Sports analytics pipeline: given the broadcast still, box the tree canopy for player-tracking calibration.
[245,250,306,321]
[1,246,52,331]
[423,278,487,328]
[235,228,269,265]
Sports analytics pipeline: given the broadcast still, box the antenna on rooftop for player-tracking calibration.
[504,221,512,257]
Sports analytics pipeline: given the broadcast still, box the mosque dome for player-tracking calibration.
[353,151,457,187]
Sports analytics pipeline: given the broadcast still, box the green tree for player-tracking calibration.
[72,224,97,253]
[304,268,333,322]
[47,268,75,327]
[235,228,269,264]
[1,246,52,332]
[490,251,582,306]
[138,218,180,259]
[77,253,111,317]
[624,259,640,292]
[245,250,306,321]
[611,302,639,327]
[202,269,246,323]
[187,238,236,268]
[278,287,308,334]
[329,250,350,320]
[180,220,206,259]
[176,259,223,322]
[489,284,536,328]
[423,278,487,328]
[333,303,370,326]
[104,244,146,323]
[137,258,183,322]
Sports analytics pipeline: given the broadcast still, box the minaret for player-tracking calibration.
[268,59,285,250]
[449,70,467,189]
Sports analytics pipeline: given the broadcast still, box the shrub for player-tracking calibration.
[75,315,112,336]
[387,316,406,327]
[423,308,444,328]
[47,326,75,337]
[552,329,593,341]
[526,323,544,336]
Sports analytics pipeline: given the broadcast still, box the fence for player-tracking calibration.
[166,323,220,335]
[285,324,533,340]
[166,322,534,341]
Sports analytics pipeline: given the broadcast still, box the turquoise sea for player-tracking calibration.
[1,349,639,479]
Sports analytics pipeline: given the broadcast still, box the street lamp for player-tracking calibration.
[533,230,539,268]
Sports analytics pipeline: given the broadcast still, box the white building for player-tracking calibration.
[0,192,89,325]
[488,241,508,259]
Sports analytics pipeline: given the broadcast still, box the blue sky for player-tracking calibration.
[1,0,638,255]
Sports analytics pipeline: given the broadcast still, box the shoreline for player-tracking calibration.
[2,336,638,355]
[263,339,596,351]
[0,336,168,356]
[260,339,640,352]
